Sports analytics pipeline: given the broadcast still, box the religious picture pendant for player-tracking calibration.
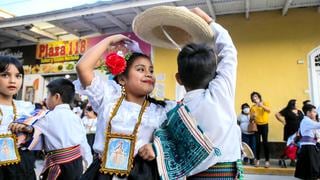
[0,134,21,166]
[100,133,136,176]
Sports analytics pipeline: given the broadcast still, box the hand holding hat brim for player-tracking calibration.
[132,6,214,49]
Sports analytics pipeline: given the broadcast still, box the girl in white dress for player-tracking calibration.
[0,56,36,180]
[75,35,173,180]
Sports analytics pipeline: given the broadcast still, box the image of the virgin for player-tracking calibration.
[105,138,130,170]
[0,138,16,161]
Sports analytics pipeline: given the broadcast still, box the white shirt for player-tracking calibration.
[31,104,93,165]
[237,113,254,135]
[299,116,320,146]
[0,100,34,134]
[186,22,241,175]
[74,76,173,156]
[82,116,97,134]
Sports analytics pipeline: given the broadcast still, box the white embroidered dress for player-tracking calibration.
[74,75,172,156]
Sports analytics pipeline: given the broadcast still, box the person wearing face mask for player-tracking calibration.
[238,103,256,165]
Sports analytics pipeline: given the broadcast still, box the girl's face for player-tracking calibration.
[307,108,317,121]
[122,57,155,97]
[0,64,23,97]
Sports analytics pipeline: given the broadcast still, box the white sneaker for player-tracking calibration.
[254,160,260,167]
[265,161,270,168]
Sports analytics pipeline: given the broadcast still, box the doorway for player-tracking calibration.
[308,46,320,107]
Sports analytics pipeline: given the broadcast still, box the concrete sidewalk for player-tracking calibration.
[244,159,295,176]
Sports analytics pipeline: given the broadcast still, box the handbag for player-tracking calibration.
[285,144,298,160]
[247,121,258,133]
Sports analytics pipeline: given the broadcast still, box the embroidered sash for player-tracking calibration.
[188,160,243,180]
[41,145,81,180]
[153,104,218,180]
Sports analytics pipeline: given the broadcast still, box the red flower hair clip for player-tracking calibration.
[105,53,127,75]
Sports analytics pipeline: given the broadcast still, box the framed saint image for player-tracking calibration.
[0,134,21,166]
[100,134,135,176]
[24,86,35,103]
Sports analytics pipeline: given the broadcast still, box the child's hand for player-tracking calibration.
[8,122,33,133]
[190,7,213,24]
[106,34,131,46]
[138,144,155,161]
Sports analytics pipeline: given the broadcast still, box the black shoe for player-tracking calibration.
[281,159,287,168]
[289,160,296,167]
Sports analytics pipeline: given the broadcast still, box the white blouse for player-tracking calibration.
[82,116,97,134]
[74,76,173,156]
[0,100,34,134]
[300,116,320,146]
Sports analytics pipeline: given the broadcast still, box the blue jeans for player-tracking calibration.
[242,133,256,164]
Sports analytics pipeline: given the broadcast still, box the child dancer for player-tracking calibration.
[11,78,93,180]
[75,35,172,179]
[0,56,37,180]
[174,8,242,179]
[295,104,320,179]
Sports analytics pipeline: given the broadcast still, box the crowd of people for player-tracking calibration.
[238,93,320,179]
[1,5,320,180]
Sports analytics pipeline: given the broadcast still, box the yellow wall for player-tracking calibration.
[153,7,320,141]
[153,47,179,99]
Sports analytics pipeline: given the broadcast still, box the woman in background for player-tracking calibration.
[275,99,303,167]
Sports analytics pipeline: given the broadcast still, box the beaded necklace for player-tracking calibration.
[0,100,20,167]
[0,101,17,125]
[100,93,148,176]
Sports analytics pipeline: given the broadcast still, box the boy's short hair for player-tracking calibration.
[177,43,217,90]
[302,104,316,115]
[47,78,75,104]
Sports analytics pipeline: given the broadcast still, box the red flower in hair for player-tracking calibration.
[105,53,127,75]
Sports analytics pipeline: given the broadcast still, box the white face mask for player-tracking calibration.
[243,108,250,114]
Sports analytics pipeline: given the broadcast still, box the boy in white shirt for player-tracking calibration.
[11,78,92,180]
[175,8,242,179]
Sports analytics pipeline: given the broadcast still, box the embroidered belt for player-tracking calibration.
[300,136,317,144]
[41,145,81,180]
[189,160,244,180]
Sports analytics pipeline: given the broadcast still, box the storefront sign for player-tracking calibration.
[0,45,36,65]
[36,39,87,63]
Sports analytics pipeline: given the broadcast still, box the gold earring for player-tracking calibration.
[121,86,126,96]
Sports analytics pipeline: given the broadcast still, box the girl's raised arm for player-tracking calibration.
[76,34,130,87]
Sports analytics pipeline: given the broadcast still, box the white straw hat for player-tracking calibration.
[132,6,214,50]
[242,142,255,159]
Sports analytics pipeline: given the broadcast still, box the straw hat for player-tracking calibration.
[132,6,214,49]
[242,142,255,159]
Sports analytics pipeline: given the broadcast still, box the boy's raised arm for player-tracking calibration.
[191,7,237,96]
[209,21,237,95]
